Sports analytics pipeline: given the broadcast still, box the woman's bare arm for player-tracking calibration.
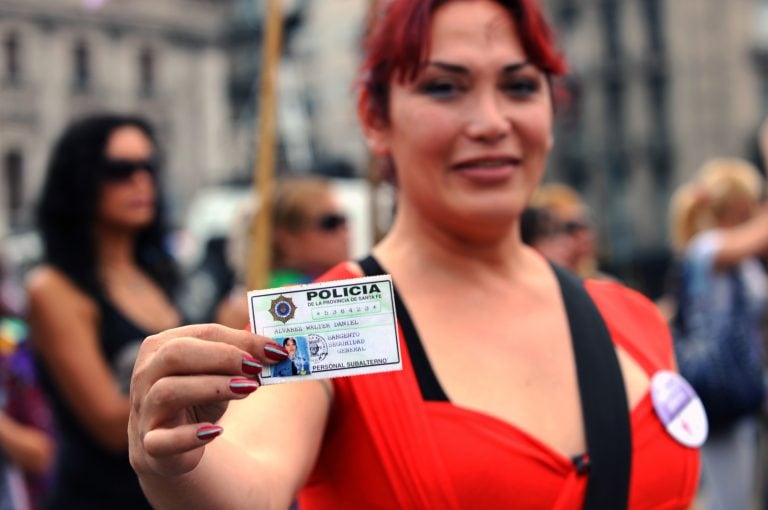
[0,411,54,473]
[713,204,768,270]
[27,267,131,452]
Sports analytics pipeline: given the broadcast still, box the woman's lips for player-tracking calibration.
[126,197,155,209]
[452,157,521,183]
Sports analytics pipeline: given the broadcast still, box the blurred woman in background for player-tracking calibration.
[669,157,768,510]
[215,176,350,328]
[530,183,605,278]
[27,113,182,509]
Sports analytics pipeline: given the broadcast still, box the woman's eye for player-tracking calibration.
[419,80,462,99]
[503,78,540,97]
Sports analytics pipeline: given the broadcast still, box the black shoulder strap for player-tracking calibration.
[553,264,631,509]
[359,255,631,509]
[358,255,449,400]
[358,255,385,278]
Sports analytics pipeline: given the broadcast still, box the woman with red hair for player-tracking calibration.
[128,1,701,508]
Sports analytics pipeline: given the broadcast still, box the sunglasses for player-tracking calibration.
[562,219,590,235]
[313,212,347,232]
[102,158,157,182]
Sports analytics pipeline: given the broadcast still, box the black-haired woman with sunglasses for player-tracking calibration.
[26,113,182,509]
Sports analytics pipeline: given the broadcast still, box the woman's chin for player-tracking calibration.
[114,215,155,231]
[451,199,525,226]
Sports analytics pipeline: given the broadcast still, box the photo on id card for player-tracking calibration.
[271,336,312,377]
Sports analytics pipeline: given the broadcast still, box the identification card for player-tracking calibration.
[248,275,402,384]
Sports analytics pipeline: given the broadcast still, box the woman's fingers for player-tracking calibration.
[136,336,255,387]
[142,323,277,363]
[143,422,221,459]
[142,374,259,428]
[133,373,260,477]
[144,324,289,369]
[132,325,288,394]
[139,423,216,477]
[129,324,290,478]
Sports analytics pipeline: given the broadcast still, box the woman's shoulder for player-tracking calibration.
[26,265,94,309]
[584,278,675,371]
[27,265,75,292]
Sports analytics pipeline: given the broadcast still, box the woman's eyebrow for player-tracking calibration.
[426,61,468,74]
[426,60,533,74]
[502,61,533,73]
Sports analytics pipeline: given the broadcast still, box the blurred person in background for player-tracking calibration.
[26,113,182,509]
[668,157,768,510]
[761,118,768,175]
[748,116,768,179]
[520,205,576,267]
[215,176,350,329]
[0,263,54,510]
[529,182,607,279]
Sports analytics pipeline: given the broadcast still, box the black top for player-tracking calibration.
[38,294,153,510]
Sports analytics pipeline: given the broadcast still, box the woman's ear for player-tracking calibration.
[358,90,390,157]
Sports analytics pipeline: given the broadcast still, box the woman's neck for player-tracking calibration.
[375,207,533,281]
[95,226,138,271]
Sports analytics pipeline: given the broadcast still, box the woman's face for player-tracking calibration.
[98,125,157,230]
[364,0,553,237]
[551,204,595,270]
[284,338,297,357]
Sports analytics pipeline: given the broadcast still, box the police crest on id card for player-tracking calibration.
[247,275,402,384]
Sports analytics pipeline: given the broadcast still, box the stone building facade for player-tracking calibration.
[0,0,235,236]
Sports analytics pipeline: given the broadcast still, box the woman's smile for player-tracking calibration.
[451,154,523,184]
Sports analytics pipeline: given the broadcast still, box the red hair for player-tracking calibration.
[359,0,567,124]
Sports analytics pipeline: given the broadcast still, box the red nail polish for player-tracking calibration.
[196,425,223,441]
[242,356,262,375]
[264,343,289,361]
[230,377,259,394]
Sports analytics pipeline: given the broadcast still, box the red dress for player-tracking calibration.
[298,264,701,509]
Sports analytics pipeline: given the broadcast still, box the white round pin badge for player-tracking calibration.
[650,370,708,448]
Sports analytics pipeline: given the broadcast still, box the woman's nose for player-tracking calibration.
[122,168,156,193]
[131,168,155,184]
[465,90,510,142]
